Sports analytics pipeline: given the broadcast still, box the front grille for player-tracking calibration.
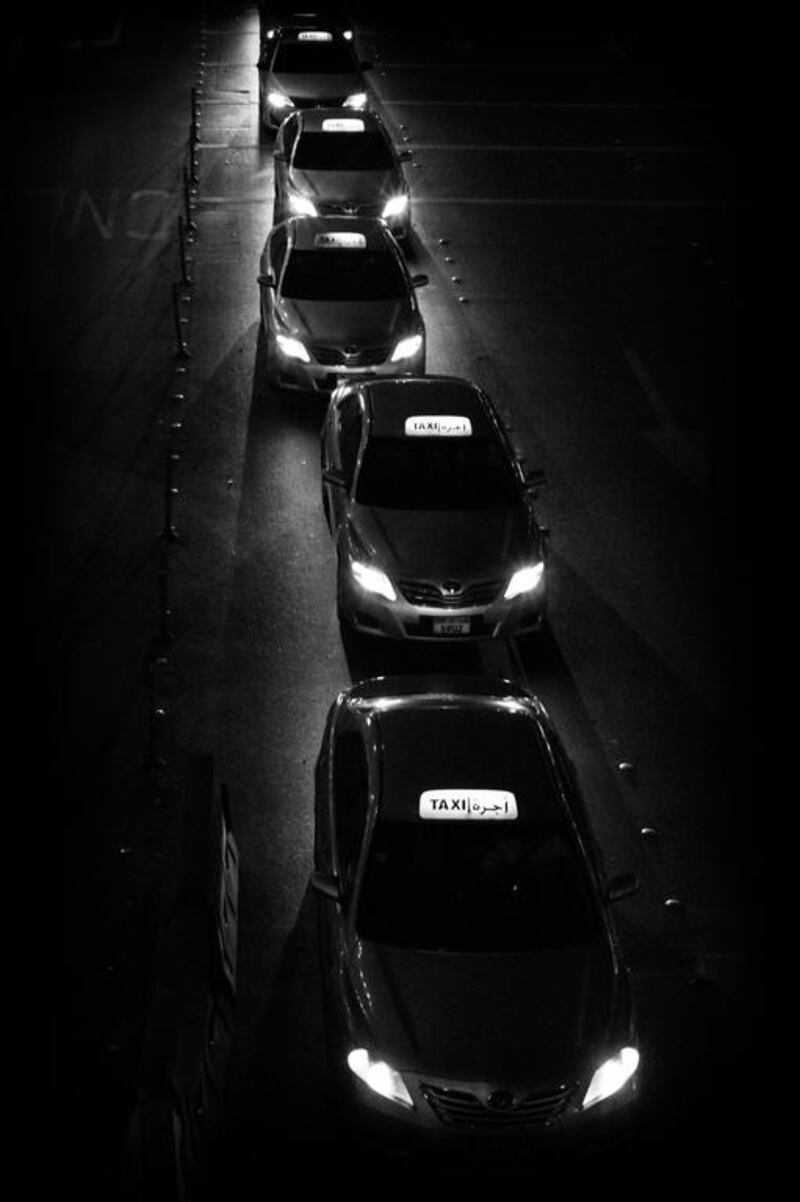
[311,345,389,367]
[398,578,503,609]
[421,1083,573,1130]
[318,201,382,218]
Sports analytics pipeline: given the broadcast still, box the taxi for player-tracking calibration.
[258,21,371,130]
[312,675,640,1158]
[273,108,413,242]
[320,375,548,640]
[258,217,427,392]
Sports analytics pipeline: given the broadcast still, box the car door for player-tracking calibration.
[259,221,289,332]
[273,113,299,222]
[322,391,363,536]
[320,717,371,1023]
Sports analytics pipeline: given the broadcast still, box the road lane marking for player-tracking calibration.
[407,143,709,153]
[411,196,746,208]
[378,99,732,109]
[623,347,675,433]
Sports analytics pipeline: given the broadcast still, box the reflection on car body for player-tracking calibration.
[273,108,413,240]
[312,675,640,1158]
[320,375,548,640]
[258,20,371,129]
[258,217,427,392]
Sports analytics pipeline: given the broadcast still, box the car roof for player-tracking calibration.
[366,695,562,828]
[362,377,495,439]
[296,107,387,136]
[287,215,393,252]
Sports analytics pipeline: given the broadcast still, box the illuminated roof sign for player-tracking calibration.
[404,415,473,437]
[419,789,518,821]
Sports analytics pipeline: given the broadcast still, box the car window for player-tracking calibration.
[293,132,395,171]
[356,820,599,952]
[281,249,407,301]
[338,400,363,483]
[271,42,359,73]
[332,730,369,894]
[354,435,521,509]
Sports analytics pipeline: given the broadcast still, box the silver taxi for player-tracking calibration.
[258,217,427,392]
[320,375,549,640]
[258,22,371,130]
[273,108,413,241]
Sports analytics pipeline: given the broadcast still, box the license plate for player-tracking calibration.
[433,618,471,636]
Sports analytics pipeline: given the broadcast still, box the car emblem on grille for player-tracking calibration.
[343,345,359,357]
[487,1090,514,1110]
[441,580,462,596]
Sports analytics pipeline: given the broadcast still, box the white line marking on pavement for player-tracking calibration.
[408,143,708,154]
[412,196,745,208]
[624,347,675,433]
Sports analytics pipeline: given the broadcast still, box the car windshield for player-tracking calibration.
[354,435,520,509]
[356,820,599,952]
[281,249,407,300]
[293,132,395,171]
[272,43,359,73]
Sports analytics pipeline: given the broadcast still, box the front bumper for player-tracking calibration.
[338,572,546,640]
[271,346,425,393]
[335,1068,637,1167]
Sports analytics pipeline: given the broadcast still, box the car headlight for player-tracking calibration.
[350,561,396,602]
[347,1048,413,1109]
[343,91,368,109]
[382,194,408,220]
[582,1047,640,1110]
[503,562,545,600]
[391,333,423,363]
[287,194,318,217]
[268,91,293,109]
[275,333,310,363]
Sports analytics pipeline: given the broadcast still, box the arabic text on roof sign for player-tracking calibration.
[314,232,367,249]
[405,415,473,437]
[419,789,518,820]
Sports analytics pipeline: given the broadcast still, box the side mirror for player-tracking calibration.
[411,273,429,288]
[524,467,546,489]
[311,871,342,901]
[257,271,275,288]
[322,467,347,488]
[607,872,640,902]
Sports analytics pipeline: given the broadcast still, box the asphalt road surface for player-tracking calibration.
[10,2,777,1195]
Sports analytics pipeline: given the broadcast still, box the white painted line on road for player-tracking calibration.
[412,196,745,208]
[379,99,725,109]
[378,62,660,70]
[624,347,675,433]
[408,143,708,154]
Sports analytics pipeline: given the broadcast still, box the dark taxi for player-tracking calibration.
[312,675,640,1158]
[320,376,547,639]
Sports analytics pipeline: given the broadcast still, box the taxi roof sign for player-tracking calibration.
[322,118,365,133]
[297,30,333,40]
[405,415,473,437]
[419,789,518,821]
[314,231,367,249]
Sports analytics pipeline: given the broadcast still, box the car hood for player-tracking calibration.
[270,71,364,102]
[351,939,616,1082]
[347,505,535,577]
[288,167,402,205]
[278,298,411,344]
